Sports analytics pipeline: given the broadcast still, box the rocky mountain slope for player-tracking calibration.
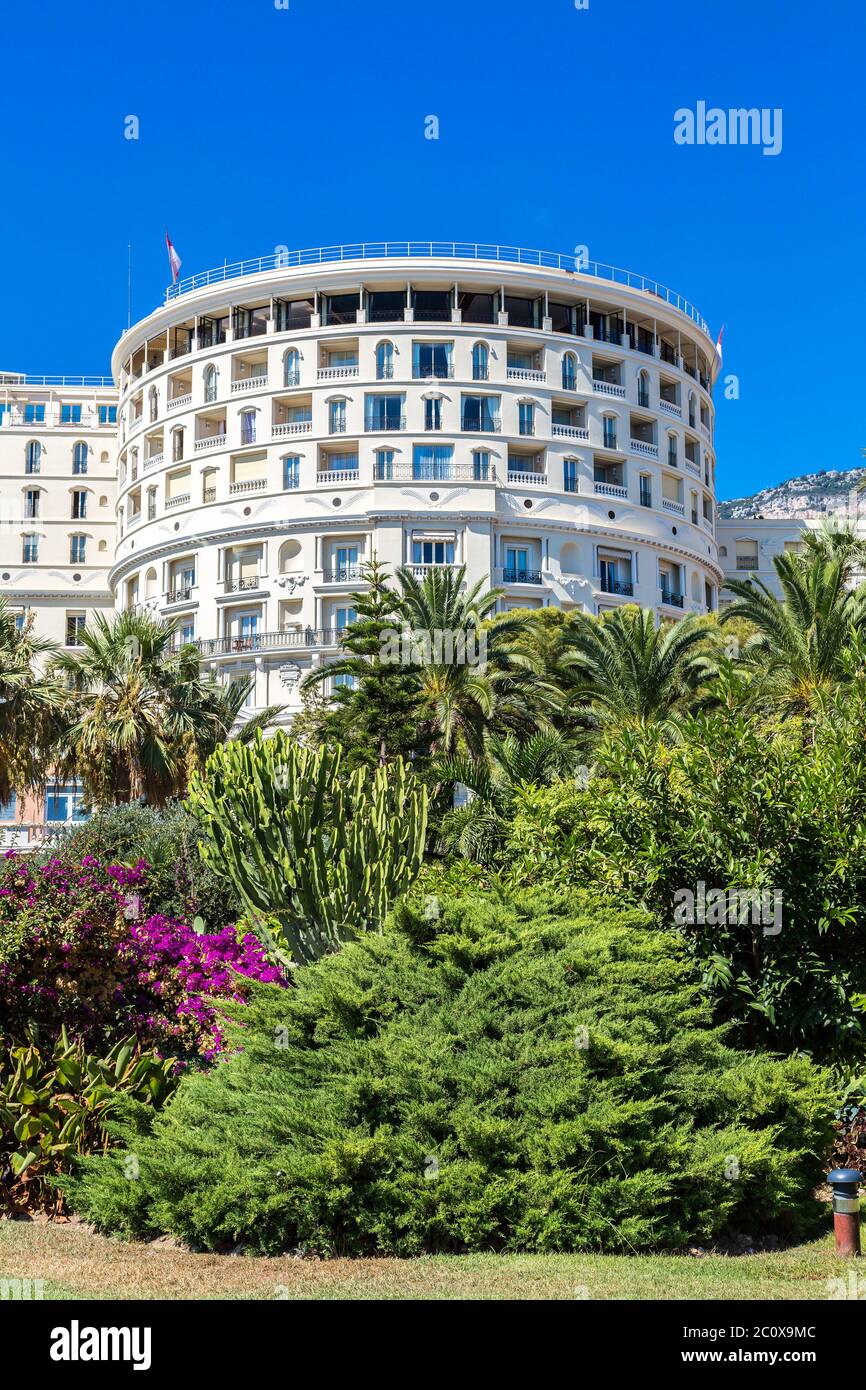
[718,467,866,520]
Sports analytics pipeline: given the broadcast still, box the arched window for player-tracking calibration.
[72,441,88,475]
[375,341,394,380]
[561,352,577,391]
[148,386,158,422]
[283,349,300,387]
[688,391,696,428]
[472,342,489,381]
[204,365,218,403]
[172,427,184,462]
[240,409,256,445]
[637,370,649,408]
[25,440,41,474]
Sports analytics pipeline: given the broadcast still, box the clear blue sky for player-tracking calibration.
[1,0,862,501]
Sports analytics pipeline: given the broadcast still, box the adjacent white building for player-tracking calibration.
[0,372,117,649]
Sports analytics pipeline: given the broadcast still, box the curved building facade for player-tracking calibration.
[109,244,722,717]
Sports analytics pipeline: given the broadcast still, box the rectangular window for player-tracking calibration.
[603,419,617,449]
[364,395,403,431]
[45,783,87,823]
[639,476,652,507]
[375,449,395,479]
[472,450,491,481]
[461,396,500,432]
[412,538,455,565]
[283,456,300,489]
[0,792,17,820]
[518,402,535,436]
[335,605,357,630]
[424,397,442,431]
[564,459,578,494]
[61,404,82,424]
[98,405,118,425]
[329,399,347,434]
[23,534,38,563]
[70,535,86,563]
[24,404,45,423]
[179,621,196,644]
[412,444,454,480]
[333,547,359,580]
[412,342,452,379]
[66,614,86,646]
[72,491,87,519]
[24,489,40,518]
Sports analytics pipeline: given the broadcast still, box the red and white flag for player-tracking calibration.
[165,231,182,283]
[714,324,724,363]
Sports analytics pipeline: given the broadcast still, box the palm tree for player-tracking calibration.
[0,597,65,803]
[721,550,866,714]
[53,612,235,806]
[437,729,576,862]
[561,606,719,738]
[798,520,866,584]
[393,565,529,755]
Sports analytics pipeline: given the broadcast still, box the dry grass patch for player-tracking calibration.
[0,1217,858,1301]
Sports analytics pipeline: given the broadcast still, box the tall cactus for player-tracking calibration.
[185,734,428,964]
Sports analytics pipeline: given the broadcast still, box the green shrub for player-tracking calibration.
[503,694,866,1062]
[51,802,243,930]
[63,890,833,1254]
[0,1027,176,1214]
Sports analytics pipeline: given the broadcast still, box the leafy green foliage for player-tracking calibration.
[186,734,428,964]
[504,683,866,1061]
[63,890,833,1255]
[1,1027,176,1213]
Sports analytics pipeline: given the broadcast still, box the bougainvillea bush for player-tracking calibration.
[0,853,285,1063]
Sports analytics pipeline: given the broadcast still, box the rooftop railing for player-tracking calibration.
[0,373,114,387]
[163,241,711,333]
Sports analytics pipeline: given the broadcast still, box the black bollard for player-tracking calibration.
[827,1168,862,1257]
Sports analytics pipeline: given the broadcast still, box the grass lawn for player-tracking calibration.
[0,1218,860,1300]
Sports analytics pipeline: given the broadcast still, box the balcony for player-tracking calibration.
[317,469,359,485]
[374,461,492,483]
[600,578,634,597]
[658,399,682,418]
[165,494,190,509]
[506,367,545,383]
[231,376,267,394]
[413,366,454,380]
[365,414,406,432]
[593,378,626,399]
[552,423,589,440]
[195,435,224,452]
[702,514,714,532]
[736,556,759,570]
[318,366,359,381]
[273,420,312,437]
[594,481,627,498]
[146,452,164,469]
[322,565,363,583]
[630,438,658,458]
[661,498,685,516]
[185,628,346,657]
[660,589,685,608]
[223,577,262,593]
[507,470,547,487]
[229,479,267,494]
[684,456,702,477]
[503,568,542,584]
[167,393,192,411]
[165,585,194,605]
[462,415,501,433]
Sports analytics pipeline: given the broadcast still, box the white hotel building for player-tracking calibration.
[108,243,722,715]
